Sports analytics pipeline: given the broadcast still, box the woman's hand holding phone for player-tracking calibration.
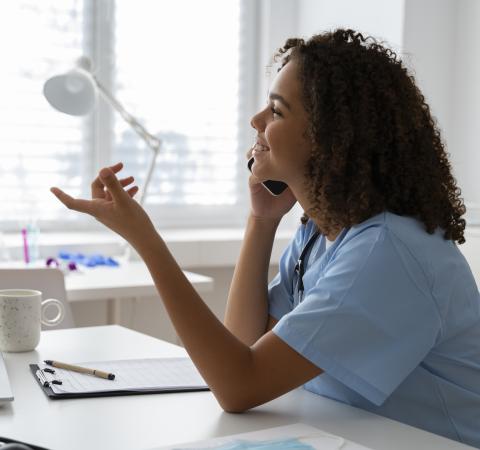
[246,152,297,221]
[247,157,288,196]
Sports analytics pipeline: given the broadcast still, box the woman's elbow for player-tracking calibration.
[216,392,260,413]
[221,404,248,414]
[219,400,252,414]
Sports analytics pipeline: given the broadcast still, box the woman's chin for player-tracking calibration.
[251,164,270,179]
[251,152,270,171]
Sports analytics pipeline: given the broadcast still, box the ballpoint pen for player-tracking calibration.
[44,360,115,380]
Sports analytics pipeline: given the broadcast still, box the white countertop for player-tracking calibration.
[0,325,474,450]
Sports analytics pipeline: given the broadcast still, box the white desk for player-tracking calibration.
[65,261,214,324]
[65,261,213,302]
[0,261,214,324]
[0,326,474,450]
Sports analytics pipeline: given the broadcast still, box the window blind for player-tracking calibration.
[0,0,252,231]
[112,0,242,209]
[0,0,89,228]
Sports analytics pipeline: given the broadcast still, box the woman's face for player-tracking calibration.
[250,60,312,187]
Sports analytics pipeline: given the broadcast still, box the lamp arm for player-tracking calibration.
[93,76,162,153]
[137,147,158,206]
[92,76,161,206]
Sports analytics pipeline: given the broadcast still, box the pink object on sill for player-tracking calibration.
[21,228,30,264]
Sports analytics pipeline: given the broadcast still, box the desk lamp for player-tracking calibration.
[43,56,161,207]
[44,57,161,260]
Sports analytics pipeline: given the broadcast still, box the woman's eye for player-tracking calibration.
[270,107,282,118]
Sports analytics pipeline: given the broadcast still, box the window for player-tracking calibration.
[0,0,87,231]
[112,0,250,228]
[1,0,256,231]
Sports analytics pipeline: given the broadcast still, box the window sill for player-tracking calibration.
[3,225,479,270]
[1,228,295,269]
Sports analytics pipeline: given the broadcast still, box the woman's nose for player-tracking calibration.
[250,110,264,131]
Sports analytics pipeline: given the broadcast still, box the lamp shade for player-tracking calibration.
[43,69,97,116]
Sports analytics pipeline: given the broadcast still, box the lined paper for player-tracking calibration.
[37,358,207,394]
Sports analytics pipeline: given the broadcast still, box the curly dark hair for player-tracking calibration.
[274,29,466,244]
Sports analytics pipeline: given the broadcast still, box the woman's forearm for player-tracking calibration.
[224,214,280,345]
[133,231,255,409]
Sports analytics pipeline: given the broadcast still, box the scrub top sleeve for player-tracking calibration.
[268,223,311,320]
[273,228,442,406]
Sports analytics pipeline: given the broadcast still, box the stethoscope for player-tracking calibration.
[294,230,321,303]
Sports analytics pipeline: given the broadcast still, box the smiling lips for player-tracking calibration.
[252,142,270,153]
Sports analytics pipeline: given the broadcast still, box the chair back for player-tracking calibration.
[0,268,75,329]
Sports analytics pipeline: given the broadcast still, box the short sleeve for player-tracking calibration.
[268,223,313,320]
[272,227,442,406]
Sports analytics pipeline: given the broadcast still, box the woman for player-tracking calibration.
[51,29,480,447]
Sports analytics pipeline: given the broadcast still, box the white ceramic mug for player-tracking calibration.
[0,289,65,352]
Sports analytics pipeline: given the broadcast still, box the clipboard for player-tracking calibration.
[30,357,209,400]
[0,435,51,450]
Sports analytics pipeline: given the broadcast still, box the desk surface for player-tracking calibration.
[0,326,473,450]
[65,261,214,301]
[0,260,214,302]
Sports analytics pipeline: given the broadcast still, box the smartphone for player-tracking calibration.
[247,157,288,196]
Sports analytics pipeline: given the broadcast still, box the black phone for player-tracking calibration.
[247,157,288,196]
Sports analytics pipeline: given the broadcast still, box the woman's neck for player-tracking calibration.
[290,184,342,241]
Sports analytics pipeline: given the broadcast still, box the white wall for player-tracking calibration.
[297,0,405,49]
[402,0,480,223]
[402,0,457,145]
[401,0,480,226]
[448,0,480,220]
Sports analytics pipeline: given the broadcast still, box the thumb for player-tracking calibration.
[99,167,126,202]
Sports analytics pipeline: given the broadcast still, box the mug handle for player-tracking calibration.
[41,298,65,327]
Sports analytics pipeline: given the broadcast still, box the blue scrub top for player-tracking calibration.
[269,211,480,448]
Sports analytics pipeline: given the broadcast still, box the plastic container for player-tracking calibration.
[0,232,10,261]
[26,221,40,263]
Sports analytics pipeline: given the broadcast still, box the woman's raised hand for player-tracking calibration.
[50,162,156,248]
[246,147,297,221]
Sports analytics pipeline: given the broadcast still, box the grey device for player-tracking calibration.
[247,157,288,196]
[0,353,13,405]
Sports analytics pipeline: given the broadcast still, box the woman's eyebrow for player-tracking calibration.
[269,92,292,110]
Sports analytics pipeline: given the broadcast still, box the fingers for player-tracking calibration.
[99,167,128,203]
[104,176,136,201]
[126,185,139,197]
[91,176,105,198]
[50,187,93,214]
[91,162,125,198]
[248,173,261,186]
[51,161,136,213]
[109,162,124,173]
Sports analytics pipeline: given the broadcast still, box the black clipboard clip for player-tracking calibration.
[36,369,62,387]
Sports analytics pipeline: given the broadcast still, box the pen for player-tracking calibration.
[44,360,115,380]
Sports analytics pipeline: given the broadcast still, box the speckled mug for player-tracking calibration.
[0,289,65,352]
